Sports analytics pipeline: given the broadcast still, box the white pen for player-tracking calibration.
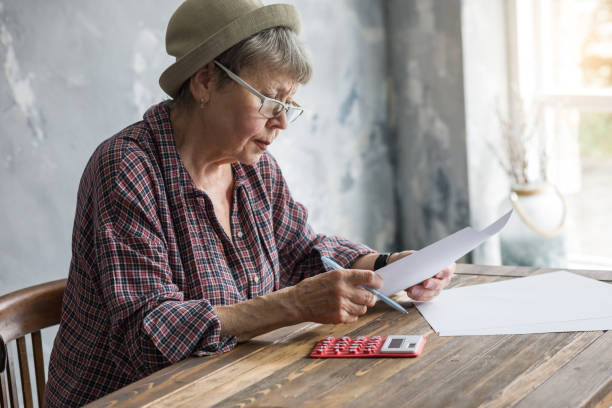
[320,256,408,314]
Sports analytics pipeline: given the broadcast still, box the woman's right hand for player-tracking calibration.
[292,268,383,324]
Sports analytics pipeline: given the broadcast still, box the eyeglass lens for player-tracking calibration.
[260,100,302,123]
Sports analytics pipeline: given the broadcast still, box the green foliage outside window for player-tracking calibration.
[579,0,612,158]
[580,113,612,157]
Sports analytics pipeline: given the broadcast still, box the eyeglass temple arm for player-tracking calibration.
[213,60,302,113]
[213,61,268,102]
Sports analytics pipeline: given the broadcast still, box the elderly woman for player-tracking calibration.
[45,0,454,406]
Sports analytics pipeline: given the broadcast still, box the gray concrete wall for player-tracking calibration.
[0,0,186,380]
[386,0,471,250]
[2,0,508,385]
[0,0,395,380]
[269,0,396,251]
[0,1,182,293]
[0,0,394,296]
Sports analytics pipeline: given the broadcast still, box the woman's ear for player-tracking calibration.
[189,62,216,106]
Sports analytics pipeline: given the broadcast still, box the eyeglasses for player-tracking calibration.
[214,60,304,123]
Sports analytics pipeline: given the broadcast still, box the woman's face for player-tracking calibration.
[203,64,299,165]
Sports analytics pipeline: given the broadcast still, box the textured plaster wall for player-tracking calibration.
[0,1,182,290]
[1,0,491,379]
[0,0,394,376]
[268,0,395,251]
[0,2,393,293]
[386,0,471,250]
[0,0,184,374]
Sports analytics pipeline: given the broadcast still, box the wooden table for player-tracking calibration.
[87,264,612,408]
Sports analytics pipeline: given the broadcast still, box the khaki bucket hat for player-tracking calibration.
[159,0,301,98]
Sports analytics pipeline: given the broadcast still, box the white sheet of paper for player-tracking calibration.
[376,210,513,296]
[438,317,612,336]
[416,271,612,335]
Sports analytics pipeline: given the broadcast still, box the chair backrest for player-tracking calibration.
[0,279,66,408]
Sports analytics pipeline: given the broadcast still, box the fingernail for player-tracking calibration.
[412,287,422,296]
[424,281,434,289]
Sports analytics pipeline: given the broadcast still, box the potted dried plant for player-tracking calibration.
[489,96,567,267]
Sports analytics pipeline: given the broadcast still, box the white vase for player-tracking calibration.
[499,182,567,267]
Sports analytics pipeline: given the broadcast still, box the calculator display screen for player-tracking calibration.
[388,338,404,349]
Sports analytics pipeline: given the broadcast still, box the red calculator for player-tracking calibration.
[310,335,426,358]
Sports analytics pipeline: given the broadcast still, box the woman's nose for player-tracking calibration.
[267,110,288,130]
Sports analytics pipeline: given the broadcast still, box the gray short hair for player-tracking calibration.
[171,26,312,110]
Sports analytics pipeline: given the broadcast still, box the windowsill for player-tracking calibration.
[540,89,612,111]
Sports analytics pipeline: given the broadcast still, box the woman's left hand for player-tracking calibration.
[386,250,455,302]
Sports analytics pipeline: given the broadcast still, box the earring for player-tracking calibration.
[199,98,204,109]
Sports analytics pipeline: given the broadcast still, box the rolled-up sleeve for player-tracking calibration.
[260,154,374,288]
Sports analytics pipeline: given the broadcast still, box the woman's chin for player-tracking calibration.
[239,152,264,166]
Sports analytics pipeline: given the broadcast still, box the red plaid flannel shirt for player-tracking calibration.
[45,102,373,407]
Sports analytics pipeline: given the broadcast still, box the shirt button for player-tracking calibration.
[254,276,260,284]
[237,231,244,238]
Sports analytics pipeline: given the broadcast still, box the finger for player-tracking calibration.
[435,268,451,280]
[429,273,452,288]
[342,311,360,324]
[422,278,442,291]
[417,273,452,294]
[346,269,383,289]
[436,263,456,279]
[413,289,442,302]
[348,287,377,307]
[406,285,424,298]
[407,284,438,299]
[341,297,369,316]
[435,277,450,291]
[407,285,441,301]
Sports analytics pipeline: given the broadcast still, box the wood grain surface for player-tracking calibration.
[86,264,612,408]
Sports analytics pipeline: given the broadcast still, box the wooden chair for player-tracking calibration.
[0,279,66,408]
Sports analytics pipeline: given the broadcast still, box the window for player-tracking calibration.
[510,0,612,269]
